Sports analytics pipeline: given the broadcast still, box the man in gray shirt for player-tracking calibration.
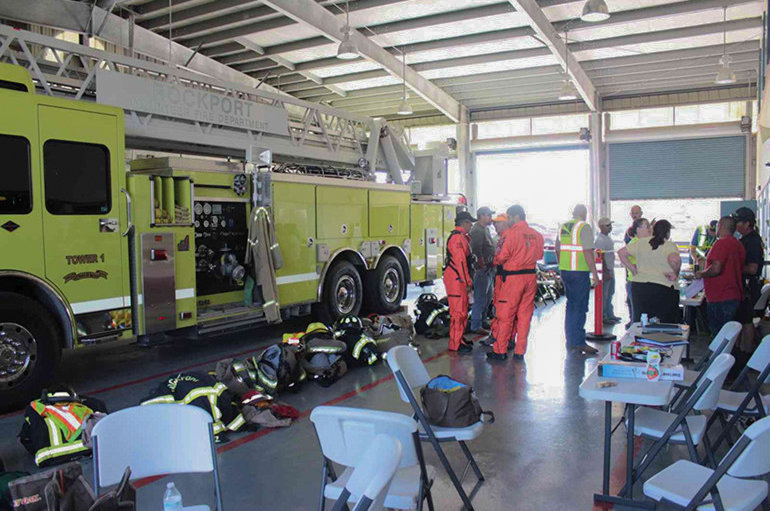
[595,217,621,324]
[469,206,496,334]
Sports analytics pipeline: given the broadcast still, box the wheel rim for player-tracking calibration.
[382,267,401,303]
[335,275,357,315]
[0,322,37,386]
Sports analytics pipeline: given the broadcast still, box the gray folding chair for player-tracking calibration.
[330,434,402,511]
[310,405,434,511]
[92,404,223,511]
[621,354,734,495]
[669,321,741,412]
[386,346,486,511]
[706,335,770,455]
[643,416,770,511]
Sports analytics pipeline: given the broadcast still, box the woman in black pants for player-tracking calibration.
[618,220,681,323]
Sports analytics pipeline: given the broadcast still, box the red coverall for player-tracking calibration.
[443,227,472,351]
[492,221,544,355]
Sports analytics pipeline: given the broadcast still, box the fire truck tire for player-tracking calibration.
[365,255,405,314]
[317,261,363,324]
[0,292,61,410]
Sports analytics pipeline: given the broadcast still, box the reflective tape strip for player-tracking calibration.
[70,296,125,315]
[276,272,318,285]
[352,336,375,360]
[45,418,61,447]
[175,288,195,300]
[270,243,279,250]
[264,300,276,307]
[35,441,88,466]
[44,406,82,433]
[559,244,584,251]
[258,371,277,389]
[227,414,246,431]
[212,422,227,435]
[308,346,344,354]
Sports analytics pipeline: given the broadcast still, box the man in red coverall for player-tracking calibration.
[483,213,511,348]
[443,211,476,353]
[488,205,544,361]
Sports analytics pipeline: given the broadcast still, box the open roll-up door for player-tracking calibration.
[609,136,746,200]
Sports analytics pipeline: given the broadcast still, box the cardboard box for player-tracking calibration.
[598,361,684,381]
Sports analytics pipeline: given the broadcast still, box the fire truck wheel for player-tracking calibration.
[365,255,405,314]
[0,292,60,410]
[318,261,363,324]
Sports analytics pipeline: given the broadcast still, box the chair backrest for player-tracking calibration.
[310,406,419,469]
[344,434,402,511]
[727,416,770,478]
[747,335,770,380]
[386,346,430,404]
[753,283,770,311]
[708,321,742,354]
[92,404,215,487]
[692,354,735,411]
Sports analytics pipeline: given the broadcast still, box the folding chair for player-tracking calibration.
[643,415,770,511]
[386,345,486,511]
[310,405,435,511]
[669,321,741,412]
[752,283,770,315]
[623,354,734,493]
[706,335,770,454]
[91,404,223,511]
[330,434,402,511]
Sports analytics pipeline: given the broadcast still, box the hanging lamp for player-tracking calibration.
[559,30,578,101]
[336,0,358,60]
[397,48,412,115]
[580,0,610,22]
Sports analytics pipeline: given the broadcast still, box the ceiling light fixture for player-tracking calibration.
[559,30,578,101]
[397,47,412,115]
[336,0,358,60]
[580,0,610,22]
[715,7,736,84]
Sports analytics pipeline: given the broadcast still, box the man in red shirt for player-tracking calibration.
[444,211,476,353]
[489,205,544,361]
[695,216,746,335]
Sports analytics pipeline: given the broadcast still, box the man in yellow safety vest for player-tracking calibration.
[555,204,600,355]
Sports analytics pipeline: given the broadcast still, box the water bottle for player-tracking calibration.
[640,313,649,327]
[646,350,661,382]
[163,482,182,511]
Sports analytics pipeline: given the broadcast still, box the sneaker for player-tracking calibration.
[569,344,599,355]
[455,343,473,353]
[513,354,524,360]
[486,352,508,361]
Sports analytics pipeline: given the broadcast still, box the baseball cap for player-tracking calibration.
[597,216,612,227]
[455,211,477,224]
[477,206,494,217]
[492,213,508,222]
[731,207,756,223]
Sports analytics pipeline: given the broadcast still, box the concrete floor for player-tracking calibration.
[0,273,750,511]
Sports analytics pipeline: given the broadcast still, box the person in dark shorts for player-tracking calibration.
[732,207,765,374]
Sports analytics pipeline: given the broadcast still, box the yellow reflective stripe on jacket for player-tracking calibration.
[227,414,246,431]
[45,418,62,447]
[352,335,376,361]
[34,440,88,466]
[559,220,589,271]
[426,305,449,326]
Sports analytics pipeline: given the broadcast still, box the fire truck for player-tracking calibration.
[0,26,457,406]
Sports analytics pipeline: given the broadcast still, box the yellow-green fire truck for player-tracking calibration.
[0,37,457,407]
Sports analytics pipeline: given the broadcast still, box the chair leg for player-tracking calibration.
[682,424,698,462]
[426,435,475,511]
[319,460,329,511]
[458,441,484,482]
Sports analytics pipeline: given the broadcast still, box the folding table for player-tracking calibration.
[579,323,689,508]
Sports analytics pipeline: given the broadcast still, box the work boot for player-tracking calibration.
[513,354,524,360]
[486,352,507,361]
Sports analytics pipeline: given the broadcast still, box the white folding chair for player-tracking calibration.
[707,335,770,454]
[91,404,222,511]
[330,434,402,511]
[670,322,741,412]
[386,345,486,511]
[624,354,734,491]
[753,283,770,315]
[310,405,434,511]
[643,415,770,511]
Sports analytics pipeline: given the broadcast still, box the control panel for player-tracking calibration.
[193,201,248,296]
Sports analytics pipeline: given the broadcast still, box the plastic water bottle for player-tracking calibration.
[640,313,649,327]
[646,350,661,382]
[163,482,182,511]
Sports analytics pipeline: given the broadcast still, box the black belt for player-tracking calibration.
[497,266,536,282]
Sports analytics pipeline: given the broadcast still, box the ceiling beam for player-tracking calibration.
[507,0,597,111]
[259,0,461,121]
[140,1,269,30]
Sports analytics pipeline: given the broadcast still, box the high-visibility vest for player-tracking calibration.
[23,400,94,467]
[558,220,590,272]
[693,225,716,255]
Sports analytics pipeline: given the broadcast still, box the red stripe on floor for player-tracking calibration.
[591,436,644,510]
[134,349,450,489]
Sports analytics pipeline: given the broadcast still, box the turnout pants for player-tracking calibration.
[444,271,469,351]
[493,274,536,355]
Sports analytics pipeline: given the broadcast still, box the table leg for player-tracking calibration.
[603,400,611,495]
[625,403,635,499]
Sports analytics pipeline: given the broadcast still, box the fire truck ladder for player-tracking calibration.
[0,24,413,178]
